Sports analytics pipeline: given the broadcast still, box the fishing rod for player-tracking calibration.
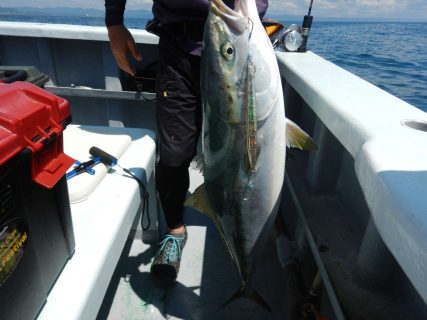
[299,0,314,52]
[308,0,314,16]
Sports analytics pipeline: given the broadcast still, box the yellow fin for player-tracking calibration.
[285,118,318,150]
[184,184,241,278]
[184,183,217,220]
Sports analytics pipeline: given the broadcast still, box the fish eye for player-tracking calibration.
[221,42,235,60]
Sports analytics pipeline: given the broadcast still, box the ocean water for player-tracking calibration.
[2,15,427,113]
[308,21,427,112]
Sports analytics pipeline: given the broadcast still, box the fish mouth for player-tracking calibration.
[210,0,248,34]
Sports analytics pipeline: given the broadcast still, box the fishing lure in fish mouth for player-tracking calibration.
[245,55,257,173]
[242,55,257,201]
[243,17,258,200]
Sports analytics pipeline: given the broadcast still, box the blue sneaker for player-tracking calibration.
[150,229,187,288]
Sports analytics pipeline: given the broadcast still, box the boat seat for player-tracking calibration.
[36,124,157,320]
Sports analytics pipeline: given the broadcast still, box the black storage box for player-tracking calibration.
[0,82,75,320]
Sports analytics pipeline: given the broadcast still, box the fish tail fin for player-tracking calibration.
[247,289,272,312]
[217,287,272,312]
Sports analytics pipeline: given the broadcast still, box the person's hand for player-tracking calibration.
[107,25,143,76]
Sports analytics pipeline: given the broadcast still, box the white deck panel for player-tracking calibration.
[94,163,288,320]
[355,128,427,304]
[37,125,156,320]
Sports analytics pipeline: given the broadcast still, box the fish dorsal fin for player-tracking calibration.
[285,118,318,150]
[184,184,242,279]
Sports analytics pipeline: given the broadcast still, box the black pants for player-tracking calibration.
[155,35,202,230]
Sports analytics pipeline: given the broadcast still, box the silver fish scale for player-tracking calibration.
[200,0,286,289]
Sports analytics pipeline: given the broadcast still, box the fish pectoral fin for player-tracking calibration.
[285,118,318,150]
[195,154,204,173]
[189,154,205,174]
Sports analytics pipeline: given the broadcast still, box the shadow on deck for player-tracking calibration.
[96,206,289,320]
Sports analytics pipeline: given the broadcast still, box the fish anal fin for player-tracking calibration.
[286,118,318,150]
[249,289,272,312]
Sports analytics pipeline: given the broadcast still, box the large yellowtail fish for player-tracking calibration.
[186,0,315,310]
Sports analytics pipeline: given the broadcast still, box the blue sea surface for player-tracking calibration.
[2,15,427,112]
[308,21,427,112]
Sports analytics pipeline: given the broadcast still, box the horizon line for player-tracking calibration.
[1,6,426,23]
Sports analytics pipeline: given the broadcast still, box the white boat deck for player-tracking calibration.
[36,125,157,320]
[34,124,287,320]
[96,164,288,320]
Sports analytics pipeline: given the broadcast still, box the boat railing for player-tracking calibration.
[277,49,427,306]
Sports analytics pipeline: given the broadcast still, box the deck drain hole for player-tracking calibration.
[402,119,427,132]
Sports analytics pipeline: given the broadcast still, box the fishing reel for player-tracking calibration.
[264,0,314,52]
[273,24,303,52]
[263,20,303,52]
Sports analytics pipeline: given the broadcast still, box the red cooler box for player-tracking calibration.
[0,82,76,320]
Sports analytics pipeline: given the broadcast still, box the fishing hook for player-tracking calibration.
[247,17,254,40]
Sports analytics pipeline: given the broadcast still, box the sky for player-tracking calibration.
[1,0,427,21]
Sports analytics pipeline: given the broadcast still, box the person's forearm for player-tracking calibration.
[105,0,127,27]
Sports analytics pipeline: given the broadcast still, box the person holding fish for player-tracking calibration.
[105,0,269,289]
